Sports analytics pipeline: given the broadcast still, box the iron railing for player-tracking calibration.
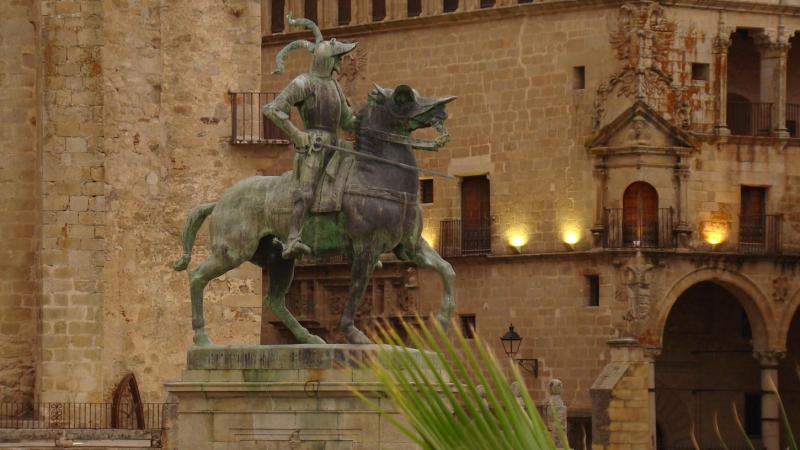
[727,102,773,136]
[787,103,799,138]
[739,214,782,254]
[230,92,289,145]
[0,402,166,430]
[603,208,675,249]
[439,219,491,257]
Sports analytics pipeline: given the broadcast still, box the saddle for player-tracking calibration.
[311,152,418,213]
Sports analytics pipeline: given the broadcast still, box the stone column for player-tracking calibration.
[590,164,607,248]
[422,0,442,15]
[713,28,732,136]
[754,350,786,450]
[755,28,791,138]
[673,165,691,248]
[644,348,662,450]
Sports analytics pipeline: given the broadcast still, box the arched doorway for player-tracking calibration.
[655,281,762,449]
[622,182,659,248]
[779,310,800,448]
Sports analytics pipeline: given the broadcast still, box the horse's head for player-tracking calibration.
[365,84,456,138]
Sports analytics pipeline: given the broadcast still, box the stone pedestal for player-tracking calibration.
[165,345,432,450]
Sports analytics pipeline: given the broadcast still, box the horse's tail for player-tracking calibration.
[173,202,215,271]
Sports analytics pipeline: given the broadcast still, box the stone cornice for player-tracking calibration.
[263,0,628,46]
[263,0,800,47]
[663,0,800,16]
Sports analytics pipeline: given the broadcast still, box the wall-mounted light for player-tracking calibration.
[506,229,529,253]
[561,226,581,250]
[702,221,728,250]
[500,324,539,377]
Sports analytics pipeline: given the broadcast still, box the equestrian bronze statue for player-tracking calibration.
[173,15,457,346]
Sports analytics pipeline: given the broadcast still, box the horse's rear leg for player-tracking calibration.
[189,254,237,346]
[401,239,456,329]
[265,258,326,345]
[340,248,379,344]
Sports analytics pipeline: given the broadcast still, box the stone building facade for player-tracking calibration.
[2,0,800,449]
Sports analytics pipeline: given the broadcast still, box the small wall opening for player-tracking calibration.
[573,66,586,90]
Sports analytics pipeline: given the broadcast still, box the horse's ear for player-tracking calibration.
[392,85,415,107]
[369,83,388,103]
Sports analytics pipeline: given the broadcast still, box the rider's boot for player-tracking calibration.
[282,188,313,259]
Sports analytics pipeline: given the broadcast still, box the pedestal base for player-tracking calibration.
[165,345,433,450]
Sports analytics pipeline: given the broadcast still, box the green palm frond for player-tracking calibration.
[353,317,559,450]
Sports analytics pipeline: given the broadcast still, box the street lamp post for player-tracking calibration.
[500,324,538,377]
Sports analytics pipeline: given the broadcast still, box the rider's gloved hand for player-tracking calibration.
[292,131,311,151]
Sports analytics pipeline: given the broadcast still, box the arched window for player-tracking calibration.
[622,182,658,247]
[304,0,317,23]
[271,0,285,33]
[338,0,351,25]
[443,0,458,13]
[372,0,386,21]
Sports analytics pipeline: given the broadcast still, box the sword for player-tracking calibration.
[312,137,455,180]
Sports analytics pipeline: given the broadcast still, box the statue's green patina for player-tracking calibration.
[173,15,456,347]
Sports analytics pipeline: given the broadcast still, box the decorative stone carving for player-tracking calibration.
[622,251,655,326]
[339,45,367,84]
[772,275,789,303]
[594,1,677,131]
[753,350,786,368]
[288,430,301,449]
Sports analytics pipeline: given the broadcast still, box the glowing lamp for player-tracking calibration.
[508,233,528,252]
[702,222,728,248]
[562,227,581,250]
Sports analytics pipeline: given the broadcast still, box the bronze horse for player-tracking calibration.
[174,85,456,346]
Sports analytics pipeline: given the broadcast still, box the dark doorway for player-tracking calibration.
[655,282,761,449]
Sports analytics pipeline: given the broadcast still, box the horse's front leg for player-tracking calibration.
[266,257,326,345]
[340,247,379,344]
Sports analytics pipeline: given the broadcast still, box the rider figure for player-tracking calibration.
[263,14,358,260]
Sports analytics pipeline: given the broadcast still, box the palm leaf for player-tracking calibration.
[353,317,558,450]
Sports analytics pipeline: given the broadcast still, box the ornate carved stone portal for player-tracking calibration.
[261,262,420,344]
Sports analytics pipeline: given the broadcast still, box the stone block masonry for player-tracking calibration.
[0,0,41,404]
[37,0,105,403]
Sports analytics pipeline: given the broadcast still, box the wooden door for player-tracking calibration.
[623,182,658,247]
[740,186,766,244]
[461,176,490,254]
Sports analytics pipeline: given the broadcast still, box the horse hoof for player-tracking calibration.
[345,328,372,345]
[305,334,326,345]
[193,331,213,346]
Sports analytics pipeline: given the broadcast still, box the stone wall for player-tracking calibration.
[0,0,40,405]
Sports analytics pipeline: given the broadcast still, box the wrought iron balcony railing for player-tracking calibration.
[0,402,166,430]
[787,103,800,138]
[739,214,782,255]
[438,219,491,257]
[603,208,675,249]
[230,92,289,145]
[727,101,773,136]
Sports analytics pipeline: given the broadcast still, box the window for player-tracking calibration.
[271,0,285,33]
[408,0,421,17]
[460,175,491,255]
[573,66,586,90]
[744,393,762,436]
[420,179,434,204]
[338,0,351,25]
[622,182,659,247]
[460,315,476,339]
[372,0,386,21]
[304,0,317,23]
[692,63,710,82]
[443,0,458,13]
[585,275,600,307]
[518,0,534,3]
[480,0,495,7]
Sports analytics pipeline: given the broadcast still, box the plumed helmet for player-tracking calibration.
[272,13,358,78]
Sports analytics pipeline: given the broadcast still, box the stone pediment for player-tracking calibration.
[590,101,694,157]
